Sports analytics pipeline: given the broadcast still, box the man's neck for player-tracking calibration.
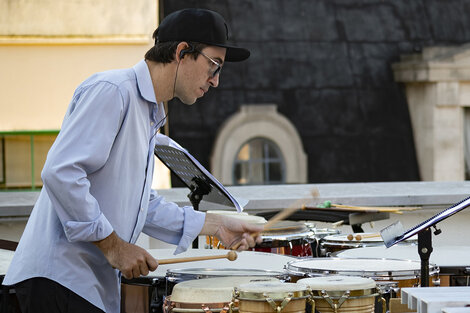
[145,59,176,103]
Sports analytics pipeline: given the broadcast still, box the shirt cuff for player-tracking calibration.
[64,213,114,242]
[174,207,206,254]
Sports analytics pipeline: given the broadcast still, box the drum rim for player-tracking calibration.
[260,230,314,241]
[166,268,289,281]
[285,257,439,278]
[309,287,379,299]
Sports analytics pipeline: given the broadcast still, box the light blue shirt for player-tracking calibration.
[4,60,206,312]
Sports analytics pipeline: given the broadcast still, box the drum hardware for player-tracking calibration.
[298,276,385,313]
[381,195,470,287]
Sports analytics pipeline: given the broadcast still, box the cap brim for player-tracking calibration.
[216,44,250,62]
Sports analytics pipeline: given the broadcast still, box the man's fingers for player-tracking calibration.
[147,256,158,272]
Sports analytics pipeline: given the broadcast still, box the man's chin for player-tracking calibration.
[177,96,197,106]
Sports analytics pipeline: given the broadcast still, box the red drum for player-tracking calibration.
[252,221,316,257]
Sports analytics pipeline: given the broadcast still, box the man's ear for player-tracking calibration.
[177,42,193,61]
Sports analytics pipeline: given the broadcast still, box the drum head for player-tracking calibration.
[170,276,278,303]
[146,249,296,279]
[336,245,470,269]
[263,220,308,233]
[286,257,434,280]
[297,275,376,291]
[167,268,288,282]
[237,281,308,300]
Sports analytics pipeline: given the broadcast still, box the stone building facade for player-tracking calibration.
[162,0,470,186]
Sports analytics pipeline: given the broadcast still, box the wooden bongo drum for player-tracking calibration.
[163,276,278,313]
[233,281,311,313]
[297,276,381,313]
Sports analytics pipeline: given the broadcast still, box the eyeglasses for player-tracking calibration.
[196,50,222,78]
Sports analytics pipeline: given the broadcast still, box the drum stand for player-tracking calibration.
[381,195,470,287]
[417,226,442,287]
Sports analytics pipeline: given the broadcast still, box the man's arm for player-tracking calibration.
[93,232,158,279]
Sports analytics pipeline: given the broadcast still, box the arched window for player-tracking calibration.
[211,104,307,185]
[233,137,285,185]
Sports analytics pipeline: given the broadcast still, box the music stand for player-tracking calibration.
[380,195,470,287]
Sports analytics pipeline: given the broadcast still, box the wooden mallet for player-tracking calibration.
[157,251,237,265]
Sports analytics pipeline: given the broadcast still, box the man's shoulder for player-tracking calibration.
[86,67,136,87]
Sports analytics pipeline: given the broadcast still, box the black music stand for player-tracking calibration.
[380,195,470,287]
[154,136,242,247]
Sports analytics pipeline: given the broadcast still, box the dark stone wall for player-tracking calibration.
[162,0,470,187]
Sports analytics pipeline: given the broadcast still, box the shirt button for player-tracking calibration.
[150,122,155,126]
[140,207,144,212]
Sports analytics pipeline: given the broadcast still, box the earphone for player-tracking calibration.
[179,44,194,59]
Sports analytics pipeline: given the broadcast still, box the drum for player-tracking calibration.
[285,257,439,291]
[163,276,277,313]
[253,221,316,257]
[308,228,341,257]
[166,268,290,296]
[335,245,470,287]
[205,211,267,249]
[233,281,310,313]
[121,249,297,313]
[321,233,417,256]
[297,276,380,313]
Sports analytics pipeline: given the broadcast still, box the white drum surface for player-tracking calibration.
[147,249,297,278]
[297,275,376,291]
[207,211,267,225]
[335,245,470,268]
[170,276,278,303]
[286,258,428,279]
[237,281,307,299]
[0,249,15,275]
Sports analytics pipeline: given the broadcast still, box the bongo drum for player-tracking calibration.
[336,245,470,286]
[285,257,439,291]
[163,276,278,313]
[166,268,290,296]
[321,233,417,256]
[205,211,267,249]
[121,249,296,313]
[297,276,381,313]
[233,281,310,313]
[253,221,315,257]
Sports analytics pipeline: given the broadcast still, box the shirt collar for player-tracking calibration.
[133,59,166,123]
[133,59,157,104]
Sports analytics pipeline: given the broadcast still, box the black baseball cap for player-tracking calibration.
[155,8,250,62]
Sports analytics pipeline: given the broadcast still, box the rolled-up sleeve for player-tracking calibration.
[42,81,124,242]
[142,190,206,254]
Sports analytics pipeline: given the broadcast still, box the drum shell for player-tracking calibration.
[335,245,470,287]
[121,276,165,313]
[234,282,309,313]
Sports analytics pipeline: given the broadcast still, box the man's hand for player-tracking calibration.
[93,232,158,279]
[200,213,263,251]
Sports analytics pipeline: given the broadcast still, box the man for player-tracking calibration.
[4,8,262,313]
